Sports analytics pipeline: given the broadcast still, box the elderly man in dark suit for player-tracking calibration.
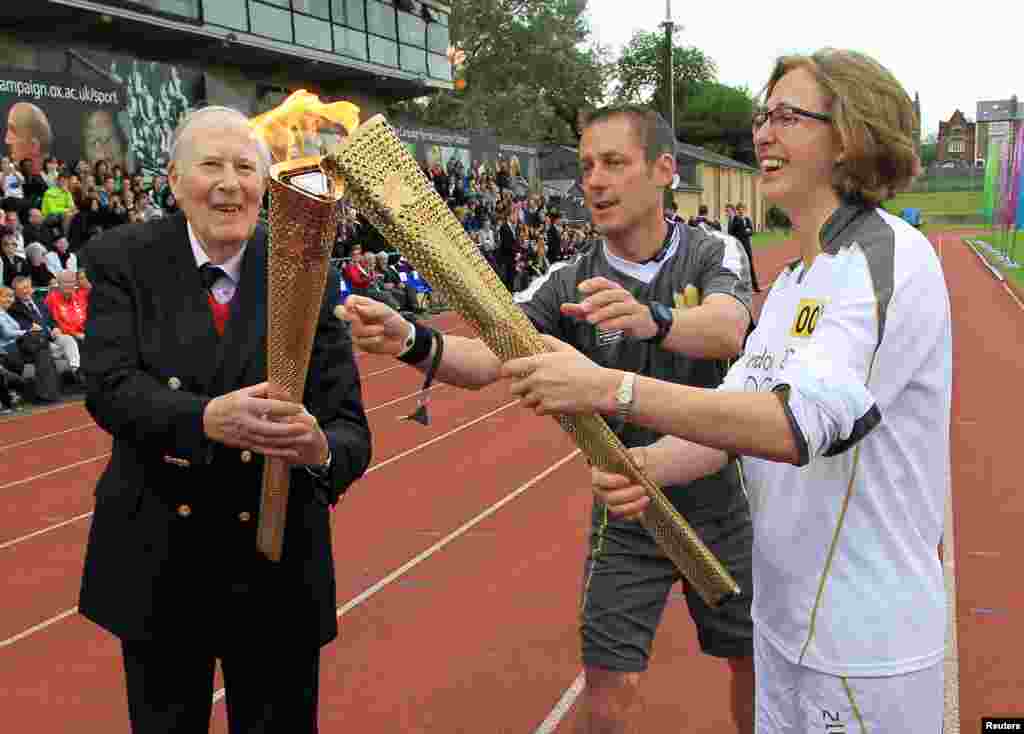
[78,106,372,734]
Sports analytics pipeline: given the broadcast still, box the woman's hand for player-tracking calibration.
[501,335,621,416]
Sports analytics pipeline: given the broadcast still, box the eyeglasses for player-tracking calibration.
[752,104,832,132]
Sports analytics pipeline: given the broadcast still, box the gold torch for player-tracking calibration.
[324,115,740,607]
[248,91,360,562]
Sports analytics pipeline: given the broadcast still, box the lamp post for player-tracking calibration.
[662,0,675,136]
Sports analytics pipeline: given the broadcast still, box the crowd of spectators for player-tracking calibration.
[0,152,170,412]
[0,148,605,414]
[331,154,602,307]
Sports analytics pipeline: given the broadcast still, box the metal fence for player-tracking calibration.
[911,168,985,193]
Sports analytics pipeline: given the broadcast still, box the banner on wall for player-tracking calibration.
[393,120,539,192]
[1,68,126,175]
[1,51,204,178]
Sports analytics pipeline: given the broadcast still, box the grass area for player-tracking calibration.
[882,190,982,216]
[751,229,792,248]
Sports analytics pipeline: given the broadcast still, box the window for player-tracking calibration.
[333,0,365,28]
[428,52,451,80]
[110,0,200,20]
[397,9,426,46]
[366,0,397,38]
[250,1,293,42]
[368,34,398,66]
[426,19,448,53]
[400,45,427,73]
[948,140,965,154]
[334,25,368,58]
[204,0,248,29]
[293,0,331,19]
[295,13,333,50]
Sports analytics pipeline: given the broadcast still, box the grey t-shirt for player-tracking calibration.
[521,221,753,521]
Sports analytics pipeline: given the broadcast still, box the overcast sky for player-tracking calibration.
[585,0,1019,137]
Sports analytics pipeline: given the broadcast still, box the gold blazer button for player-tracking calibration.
[238,511,252,523]
[240,450,253,463]
[168,377,182,390]
[176,504,192,518]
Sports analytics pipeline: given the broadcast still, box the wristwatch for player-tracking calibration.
[644,302,674,345]
[615,372,637,423]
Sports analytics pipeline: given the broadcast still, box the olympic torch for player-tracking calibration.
[323,115,740,607]
[248,91,360,562]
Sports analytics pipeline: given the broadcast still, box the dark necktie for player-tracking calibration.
[199,263,227,292]
[199,264,230,336]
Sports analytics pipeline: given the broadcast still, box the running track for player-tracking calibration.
[0,233,1019,732]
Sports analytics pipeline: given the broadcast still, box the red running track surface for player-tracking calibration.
[0,237,1019,732]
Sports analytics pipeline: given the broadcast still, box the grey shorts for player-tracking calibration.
[579,499,754,672]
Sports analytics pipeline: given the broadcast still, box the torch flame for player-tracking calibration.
[248,89,360,197]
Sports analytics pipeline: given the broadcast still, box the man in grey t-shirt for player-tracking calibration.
[344,105,755,733]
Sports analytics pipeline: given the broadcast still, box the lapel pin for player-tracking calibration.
[168,377,182,390]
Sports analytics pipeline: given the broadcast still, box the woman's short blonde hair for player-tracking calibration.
[763,48,921,206]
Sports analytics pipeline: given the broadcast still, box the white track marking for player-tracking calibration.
[0,399,527,648]
[0,423,97,453]
[533,671,586,734]
[0,454,110,492]
[211,450,582,705]
[0,607,79,650]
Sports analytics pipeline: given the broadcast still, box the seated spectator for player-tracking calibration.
[1,232,28,287]
[3,209,25,254]
[22,208,53,251]
[19,159,48,210]
[342,245,400,311]
[375,252,420,316]
[41,173,77,234]
[45,237,78,276]
[0,283,58,403]
[24,242,55,287]
[45,270,86,342]
[9,274,82,386]
[75,269,91,314]
[2,157,24,201]
[42,157,62,189]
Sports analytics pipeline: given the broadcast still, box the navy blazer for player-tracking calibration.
[78,213,372,646]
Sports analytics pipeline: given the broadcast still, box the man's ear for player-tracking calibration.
[652,152,675,189]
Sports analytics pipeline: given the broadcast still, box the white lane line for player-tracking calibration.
[943,475,960,734]
[211,449,582,704]
[365,385,443,414]
[0,387,452,551]
[0,399,525,646]
[0,512,94,552]
[0,454,110,492]
[0,423,98,453]
[0,607,78,650]
[534,671,586,734]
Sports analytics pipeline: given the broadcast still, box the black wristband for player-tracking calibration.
[397,323,436,365]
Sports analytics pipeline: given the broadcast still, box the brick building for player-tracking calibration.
[936,109,975,165]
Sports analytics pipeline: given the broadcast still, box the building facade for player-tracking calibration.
[0,0,454,175]
[936,109,976,165]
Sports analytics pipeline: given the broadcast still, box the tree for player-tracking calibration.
[611,28,716,120]
[920,141,938,168]
[387,0,609,144]
[676,82,756,163]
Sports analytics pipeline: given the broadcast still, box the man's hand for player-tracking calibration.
[278,406,331,467]
[30,323,42,332]
[502,335,620,416]
[339,295,411,356]
[592,447,651,521]
[560,277,657,340]
[202,382,307,460]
